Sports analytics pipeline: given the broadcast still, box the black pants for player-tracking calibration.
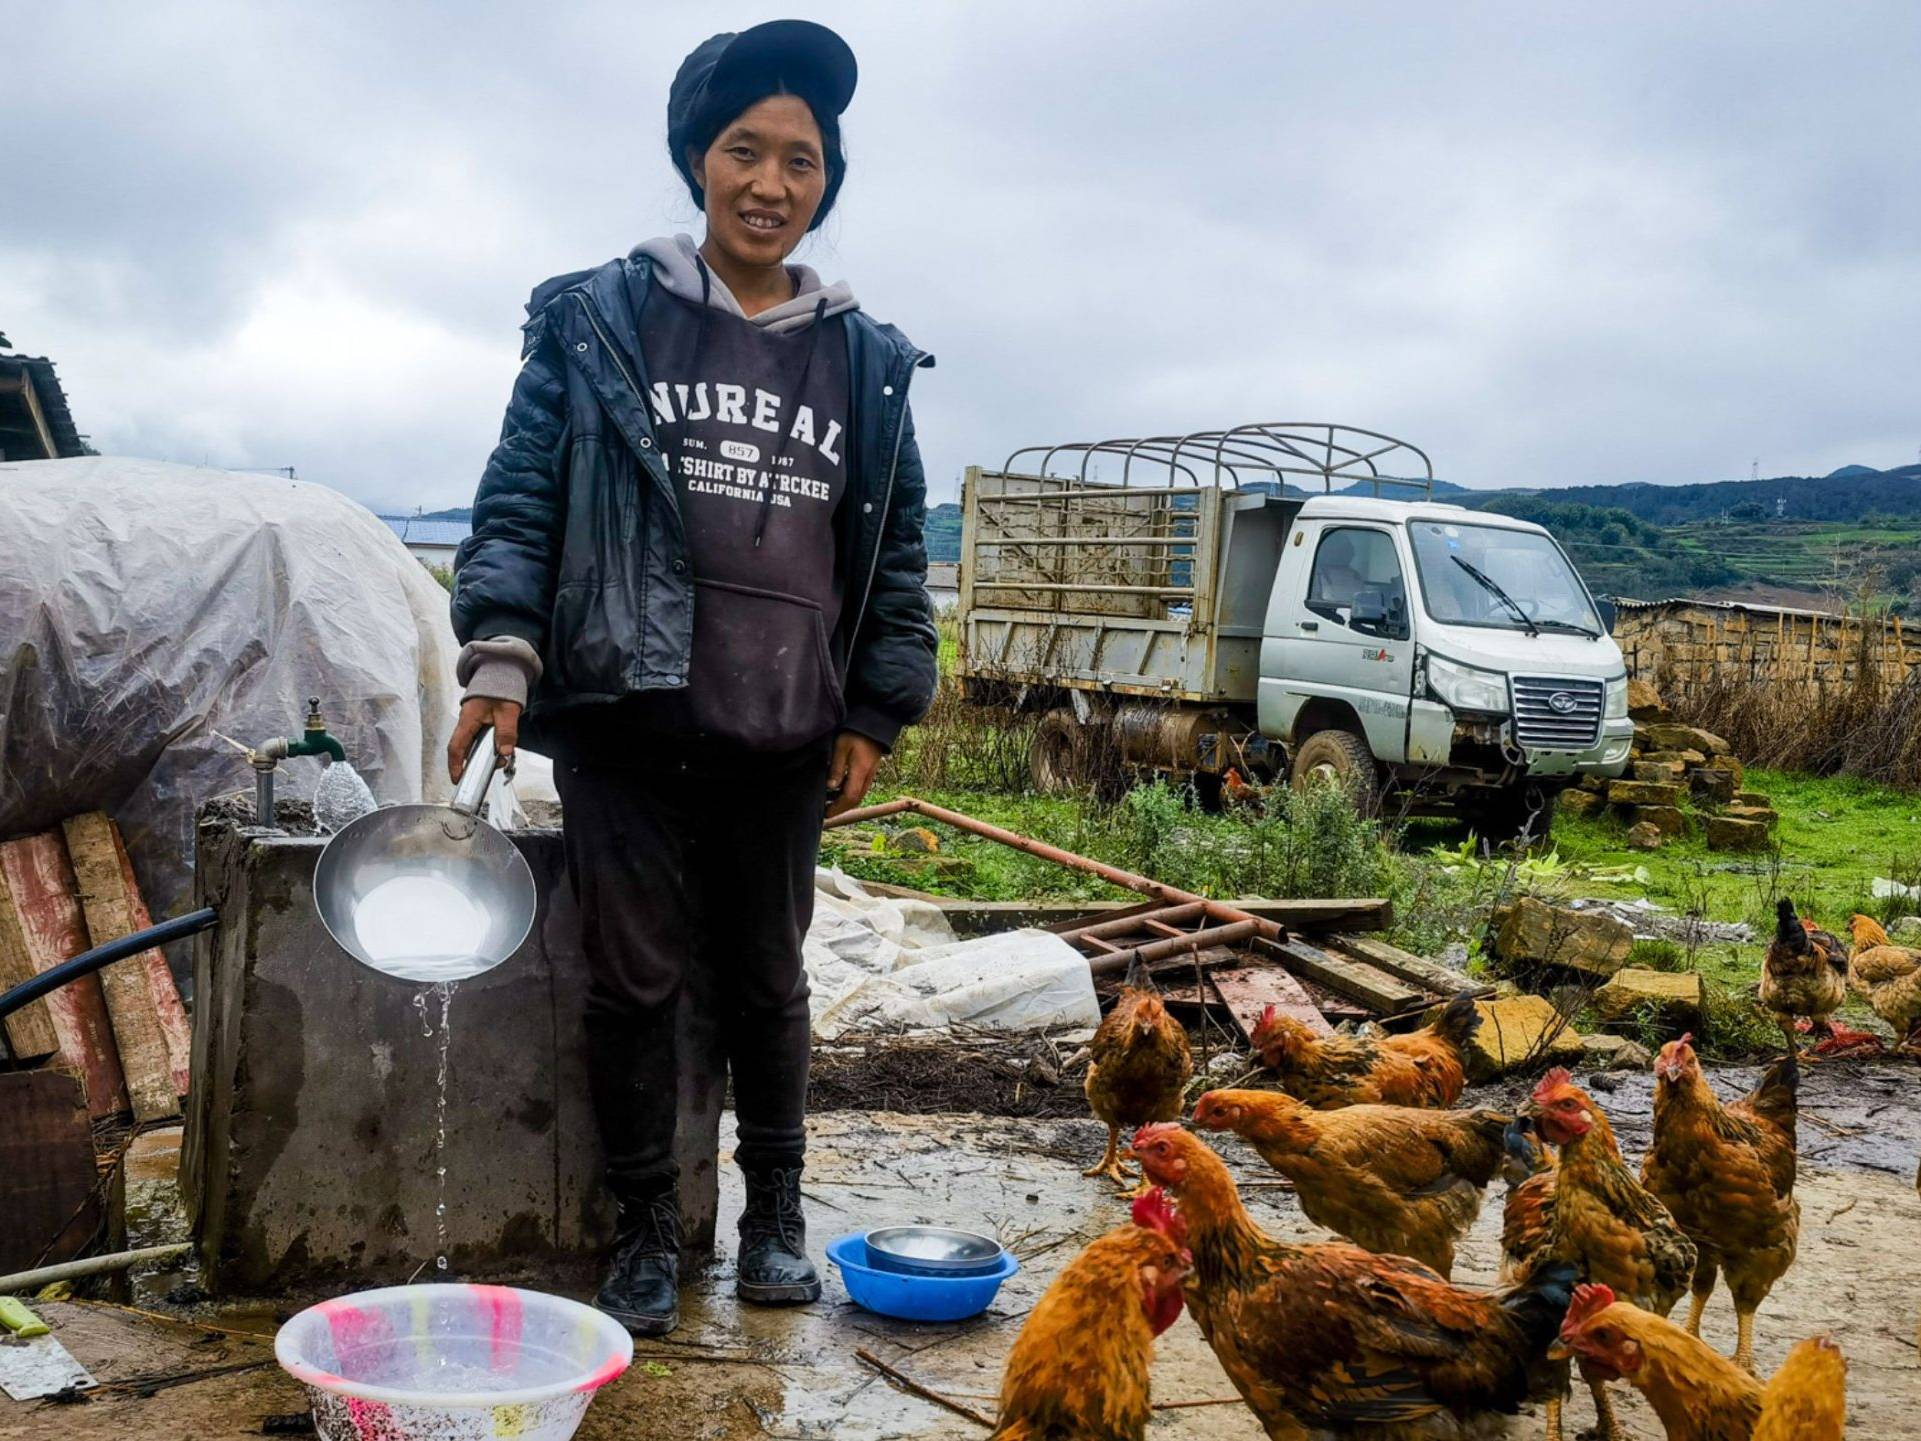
[555,737,828,1198]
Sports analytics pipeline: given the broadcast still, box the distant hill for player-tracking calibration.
[1503,463,1921,525]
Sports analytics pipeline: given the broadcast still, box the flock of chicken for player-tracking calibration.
[983,896,1921,1440]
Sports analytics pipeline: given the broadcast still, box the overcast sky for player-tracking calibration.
[8,2,1920,511]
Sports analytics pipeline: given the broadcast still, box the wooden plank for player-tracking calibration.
[1252,897,1392,933]
[108,819,192,1100]
[0,833,129,1118]
[1324,932,1483,999]
[0,869,61,1061]
[1256,936,1421,1014]
[0,1070,103,1272]
[1210,964,1334,1039]
[63,813,179,1122]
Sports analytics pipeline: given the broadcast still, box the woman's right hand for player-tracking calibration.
[448,697,521,783]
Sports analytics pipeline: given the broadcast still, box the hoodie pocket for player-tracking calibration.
[686,579,844,750]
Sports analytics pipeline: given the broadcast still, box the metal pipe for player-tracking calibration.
[825,797,1284,941]
[1086,920,1264,977]
[254,763,275,828]
[1055,901,1209,943]
[0,909,219,1022]
[0,1243,194,1295]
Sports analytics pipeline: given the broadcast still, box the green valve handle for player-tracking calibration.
[0,1296,49,1337]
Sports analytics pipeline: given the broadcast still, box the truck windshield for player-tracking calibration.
[1406,520,1601,635]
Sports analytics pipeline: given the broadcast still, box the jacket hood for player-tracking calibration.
[629,233,859,335]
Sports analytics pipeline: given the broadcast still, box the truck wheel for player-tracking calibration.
[1029,710,1089,794]
[1288,729,1381,815]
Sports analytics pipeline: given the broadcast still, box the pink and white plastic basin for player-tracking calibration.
[275,1283,631,1441]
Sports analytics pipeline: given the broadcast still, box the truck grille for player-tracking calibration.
[1511,677,1603,752]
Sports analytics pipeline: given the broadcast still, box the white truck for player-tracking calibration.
[954,424,1634,838]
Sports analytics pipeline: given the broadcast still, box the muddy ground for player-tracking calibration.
[5,1061,1919,1440]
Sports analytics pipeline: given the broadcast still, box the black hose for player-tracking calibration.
[0,907,219,1022]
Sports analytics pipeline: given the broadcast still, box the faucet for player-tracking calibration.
[250,698,347,828]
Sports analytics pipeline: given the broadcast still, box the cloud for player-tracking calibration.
[6,1,1919,510]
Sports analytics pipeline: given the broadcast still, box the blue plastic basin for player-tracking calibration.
[826,1234,1019,1322]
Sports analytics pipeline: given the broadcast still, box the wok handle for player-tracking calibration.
[452,725,506,816]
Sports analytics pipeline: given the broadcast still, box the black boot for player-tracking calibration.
[597,1187,680,1336]
[737,1165,820,1304]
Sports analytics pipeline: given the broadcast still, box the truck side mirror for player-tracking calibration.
[1349,588,1389,628]
[1596,597,1617,634]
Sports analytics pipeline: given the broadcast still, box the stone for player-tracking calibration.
[1444,994,1584,1080]
[1733,790,1772,808]
[1633,760,1685,783]
[1692,767,1739,804]
[1608,779,1686,807]
[1559,788,1606,818]
[889,825,942,854]
[1724,804,1778,829]
[1646,748,1709,768]
[1631,805,1690,838]
[1582,1033,1654,1072]
[1592,967,1705,1034]
[1577,773,1610,794]
[1705,814,1772,851]
[1643,723,1732,756]
[1495,897,1635,976]
[1626,821,1664,850]
[1889,916,1921,944]
[1626,678,1669,723]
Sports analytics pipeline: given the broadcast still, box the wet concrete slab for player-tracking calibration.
[14,1099,1921,1440]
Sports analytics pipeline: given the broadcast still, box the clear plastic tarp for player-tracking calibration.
[0,457,465,951]
[805,868,1100,1037]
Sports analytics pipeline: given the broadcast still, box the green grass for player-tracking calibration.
[1546,768,1921,931]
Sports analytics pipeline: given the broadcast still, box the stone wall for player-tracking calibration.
[1614,599,1921,692]
[180,816,727,1296]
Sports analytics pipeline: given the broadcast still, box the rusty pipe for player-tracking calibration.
[1086,920,1264,977]
[825,796,1285,941]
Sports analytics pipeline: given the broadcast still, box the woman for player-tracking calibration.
[448,20,937,1337]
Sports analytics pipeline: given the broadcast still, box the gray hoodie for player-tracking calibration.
[457,236,862,709]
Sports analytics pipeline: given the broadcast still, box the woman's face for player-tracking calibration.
[691,94,828,270]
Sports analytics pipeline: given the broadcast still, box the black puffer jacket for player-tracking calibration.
[452,255,938,752]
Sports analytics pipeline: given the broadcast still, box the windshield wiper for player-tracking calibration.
[1451,556,1538,636]
[1533,618,1600,638]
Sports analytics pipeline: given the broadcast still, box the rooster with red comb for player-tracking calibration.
[1127,1121,1576,1438]
[1640,1032,1800,1372]
[1248,990,1480,1109]
[1524,1068,1697,1441]
[987,1185,1191,1440]
[1551,1282,1765,1440]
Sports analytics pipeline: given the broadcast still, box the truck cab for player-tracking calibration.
[1260,496,1633,828]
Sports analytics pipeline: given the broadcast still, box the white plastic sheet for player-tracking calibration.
[805,868,1100,1038]
[0,457,464,939]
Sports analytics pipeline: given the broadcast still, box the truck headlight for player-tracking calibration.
[1604,674,1630,720]
[1428,655,1508,714]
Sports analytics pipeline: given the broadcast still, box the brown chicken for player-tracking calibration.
[1192,1087,1508,1279]
[1758,899,1851,1054]
[1082,966,1192,1188]
[989,1190,1192,1441]
[1753,1333,1847,1441]
[1249,991,1481,1109]
[1528,1069,1697,1441]
[1499,1116,1558,1284]
[1129,1122,1576,1439]
[1847,913,1921,1053]
[1641,1037,1799,1372]
[1552,1283,1763,1441]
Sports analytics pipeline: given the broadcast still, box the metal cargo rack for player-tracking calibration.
[958,423,1434,703]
